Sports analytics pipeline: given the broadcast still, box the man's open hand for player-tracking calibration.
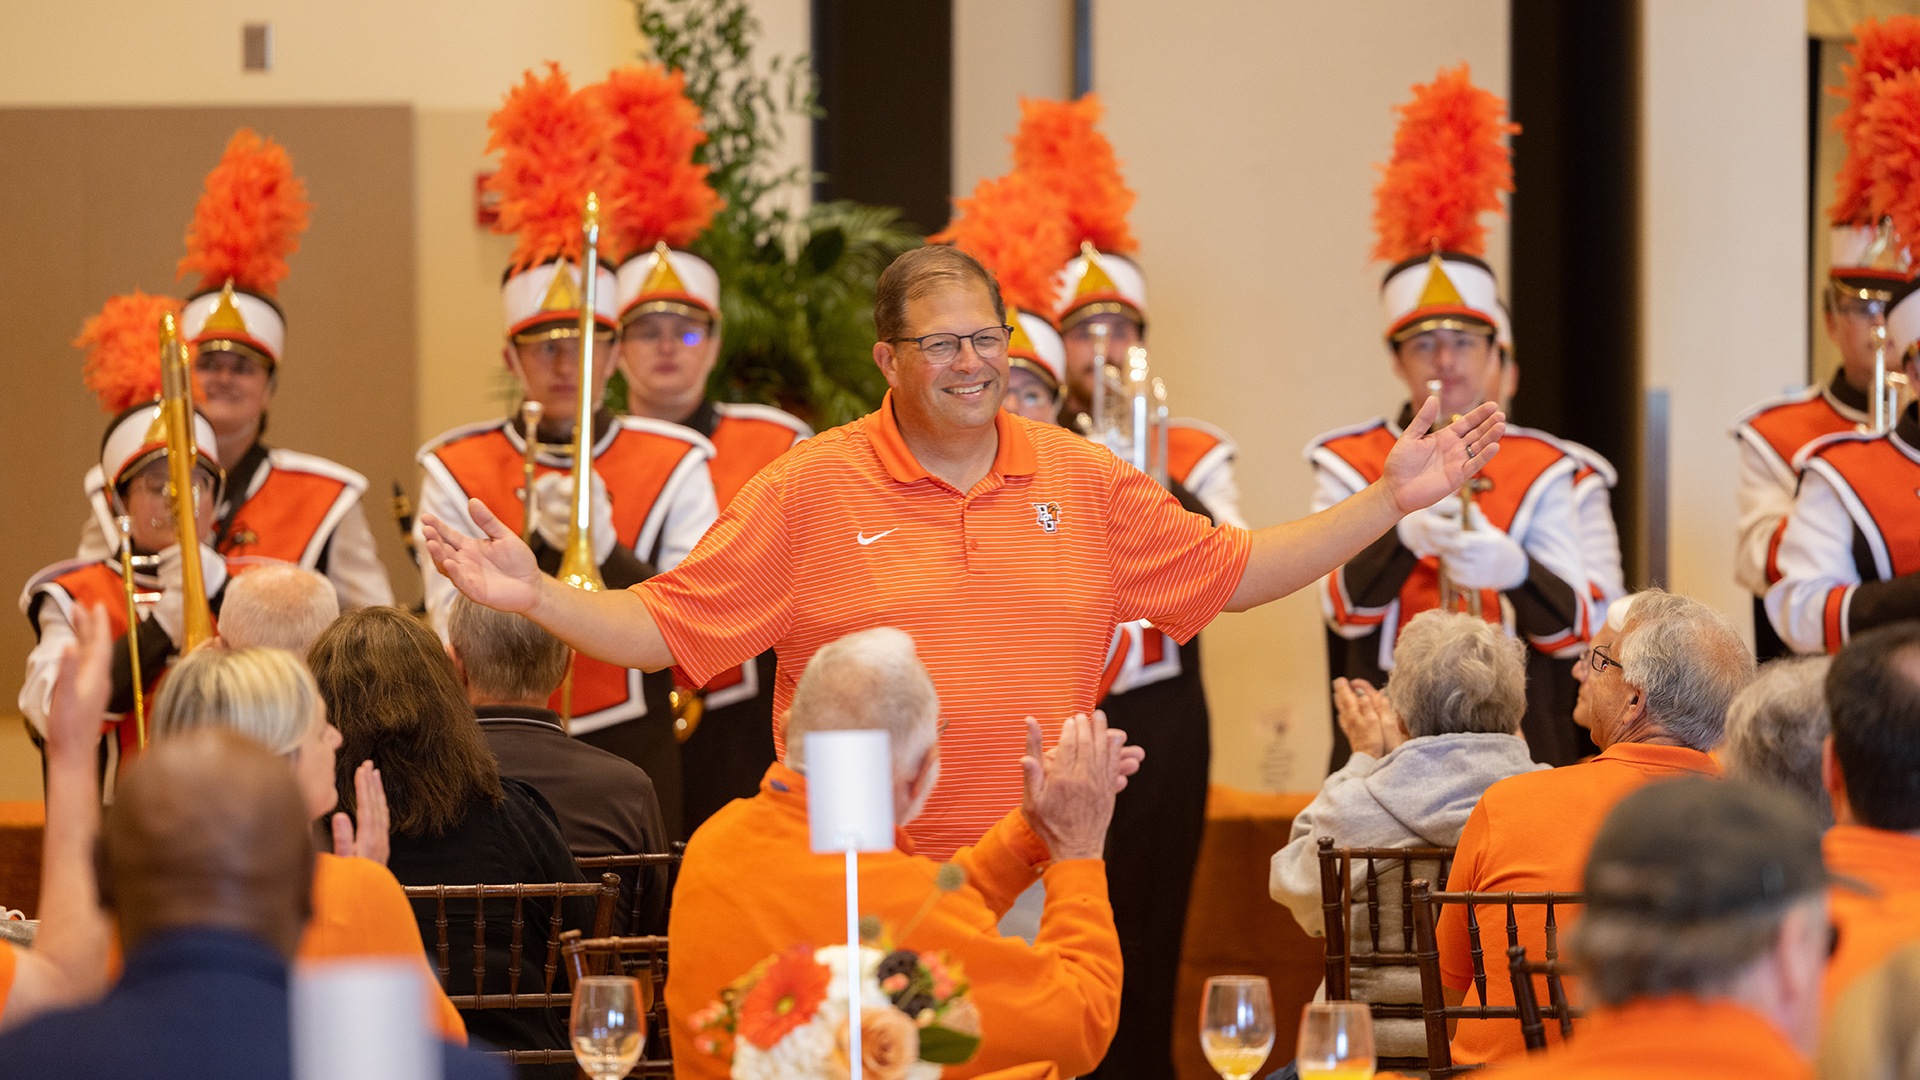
[421,499,546,614]
[1019,711,1140,861]
[1382,397,1505,514]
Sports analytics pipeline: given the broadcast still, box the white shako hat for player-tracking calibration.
[616,243,721,324]
[100,402,222,495]
[502,259,619,342]
[1380,251,1502,344]
[180,282,286,367]
[1008,308,1067,389]
[175,129,309,368]
[1830,221,1912,300]
[1054,242,1147,332]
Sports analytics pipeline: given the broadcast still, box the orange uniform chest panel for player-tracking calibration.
[47,563,134,640]
[1166,426,1223,488]
[640,400,1249,858]
[1748,395,1855,470]
[707,415,800,509]
[222,469,350,563]
[1816,439,1920,578]
[431,426,688,549]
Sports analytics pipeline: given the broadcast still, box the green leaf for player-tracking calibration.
[917,1025,983,1066]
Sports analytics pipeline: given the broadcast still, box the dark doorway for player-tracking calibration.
[811,0,953,234]
[1508,0,1644,582]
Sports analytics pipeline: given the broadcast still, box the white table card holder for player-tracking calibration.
[292,958,437,1080]
[805,729,897,1080]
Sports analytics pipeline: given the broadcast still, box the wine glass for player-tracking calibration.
[1200,975,1275,1080]
[1296,1001,1376,1080]
[571,975,645,1079]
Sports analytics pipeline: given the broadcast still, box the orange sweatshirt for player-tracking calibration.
[1822,824,1920,1023]
[1489,996,1810,1080]
[302,853,467,1043]
[666,764,1122,1079]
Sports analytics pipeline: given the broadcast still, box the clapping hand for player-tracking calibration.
[1019,711,1142,862]
[421,499,546,614]
[1333,677,1407,759]
[47,604,112,764]
[330,760,391,865]
[1382,397,1504,514]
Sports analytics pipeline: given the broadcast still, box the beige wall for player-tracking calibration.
[1641,0,1807,638]
[1093,1,1509,791]
[951,1,1074,199]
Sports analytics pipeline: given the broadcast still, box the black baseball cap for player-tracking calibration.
[1584,777,1868,922]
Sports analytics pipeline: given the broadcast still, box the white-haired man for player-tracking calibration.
[666,627,1141,1079]
[215,563,339,657]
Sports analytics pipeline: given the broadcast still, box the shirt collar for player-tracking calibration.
[1826,368,1871,419]
[473,705,566,732]
[1824,823,1920,891]
[867,391,1038,486]
[121,927,289,988]
[1594,740,1722,776]
[758,761,917,855]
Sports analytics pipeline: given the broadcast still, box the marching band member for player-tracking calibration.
[1768,63,1920,656]
[73,131,391,610]
[599,64,811,836]
[1736,17,1919,658]
[22,294,227,783]
[413,65,718,837]
[1309,66,1589,767]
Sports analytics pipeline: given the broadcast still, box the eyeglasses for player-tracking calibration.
[1586,645,1622,675]
[194,352,268,379]
[1399,331,1495,364]
[1008,385,1056,411]
[890,325,1013,365]
[1830,288,1888,321]
[626,324,710,348]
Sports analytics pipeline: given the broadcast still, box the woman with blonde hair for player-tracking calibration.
[149,645,465,1042]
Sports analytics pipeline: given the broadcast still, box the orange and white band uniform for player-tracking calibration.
[1731,378,1868,598]
[634,394,1250,860]
[414,415,718,735]
[1307,416,1590,670]
[1766,424,1920,654]
[18,548,228,762]
[76,450,391,610]
[1541,432,1626,612]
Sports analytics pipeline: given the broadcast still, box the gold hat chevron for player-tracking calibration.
[539,260,582,313]
[1415,249,1467,309]
[638,241,689,299]
[1007,313,1038,355]
[1070,240,1121,305]
[202,279,250,335]
[1866,217,1905,275]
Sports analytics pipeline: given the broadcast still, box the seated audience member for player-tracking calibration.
[1720,657,1833,824]
[1,605,113,1028]
[308,607,593,1077]
[0,729,506,1080]
[1569,593,1634,736]
[1438,589,1754,1065]
[1269,610,1543,1057]
[215,563,340,656]
[667,627,1140,1080]
[1497,778,1830,1080]
[446,595,670,933]
[1820,943,1920,1080]
[1817,623,1920,1017]
[148,645,464,1041]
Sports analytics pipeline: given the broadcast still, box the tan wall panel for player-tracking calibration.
[951,0,1074,199]
[0,105,417,712]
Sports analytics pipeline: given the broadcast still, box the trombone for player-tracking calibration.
[158,313,217,651]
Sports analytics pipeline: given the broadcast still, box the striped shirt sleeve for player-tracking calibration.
[1107,461,1252,643]
[633,470,795,686]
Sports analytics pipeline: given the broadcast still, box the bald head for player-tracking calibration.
[783,628,939,780]
[218,564,339,657]
[100,728,315,956]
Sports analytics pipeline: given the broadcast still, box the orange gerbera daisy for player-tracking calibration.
[737,945,831,1050]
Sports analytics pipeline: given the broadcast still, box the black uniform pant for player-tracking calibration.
[1087,635,1212,1080]
[677,651,779,840]
[1753,595,1792,663]
[578,668,683,839]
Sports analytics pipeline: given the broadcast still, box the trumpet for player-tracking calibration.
[115,515,148,749]
[517,399,544,544]
[1082,334,1169,486]
[157,312,216,651]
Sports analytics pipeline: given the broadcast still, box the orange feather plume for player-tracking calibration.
[591,64,724,264]
[1831,16,1920,225]
[1371,65,1517,264]
[74,292,188,414]
[177,129,310,296]
[1009,95,1137,255]
[1861,68,1920,258]
[486,63,612,273]
[930,171,1074,316]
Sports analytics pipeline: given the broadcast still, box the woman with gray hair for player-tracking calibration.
[1270,610,1545,1057]
[1721,656,1834,825]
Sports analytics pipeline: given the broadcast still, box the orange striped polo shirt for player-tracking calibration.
[635,393,1251,858]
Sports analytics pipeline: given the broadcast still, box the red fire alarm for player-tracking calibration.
[474,171,500,227]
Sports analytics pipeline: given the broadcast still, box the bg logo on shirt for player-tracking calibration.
[1033,502,1062,534]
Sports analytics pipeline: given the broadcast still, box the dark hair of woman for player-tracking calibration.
[307,606,502,836]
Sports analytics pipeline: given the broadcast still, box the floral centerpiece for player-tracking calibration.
[691,939,983,1080]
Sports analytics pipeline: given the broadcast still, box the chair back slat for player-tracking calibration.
[402,875,620,1011]
[1363,857,1384,956]
[576,846,686,937]
[1315,842,1458,1074]
[1507,943,1584,1049]
[559,931,676,1078]
[432,889,450,987]
[1316,838,1351,1000]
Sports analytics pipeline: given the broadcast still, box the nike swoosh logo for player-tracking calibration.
[856,529,897,546]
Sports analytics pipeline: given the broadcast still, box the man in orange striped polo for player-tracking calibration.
[422,245,1505,858]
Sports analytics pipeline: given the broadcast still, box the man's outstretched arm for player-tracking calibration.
[1227,398,1505,612]
[421,499,675,672]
